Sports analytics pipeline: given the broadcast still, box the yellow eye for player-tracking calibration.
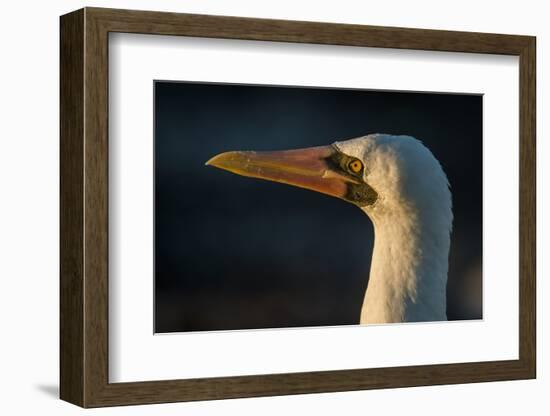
[348,159,363,173]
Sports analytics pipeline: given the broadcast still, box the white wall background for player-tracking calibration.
[0,0,545,414]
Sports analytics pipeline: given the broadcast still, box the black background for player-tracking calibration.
[154,81,482,333]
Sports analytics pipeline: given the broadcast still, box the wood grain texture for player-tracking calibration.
[59,8,84,407]
[83,10,110,406]
[518,38,536,376]
[59,7,537,408]
[89,7,531,54]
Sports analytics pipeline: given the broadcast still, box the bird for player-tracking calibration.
[206,134,453,325]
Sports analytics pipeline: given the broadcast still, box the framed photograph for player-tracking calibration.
[60,7,536,408]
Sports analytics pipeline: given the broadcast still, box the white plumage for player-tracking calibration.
[335,135,452,324]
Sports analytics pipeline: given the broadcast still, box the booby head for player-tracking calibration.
[207,134,453,324]
[206,134,451,221]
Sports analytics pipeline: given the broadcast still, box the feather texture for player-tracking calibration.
[335,134,453,324]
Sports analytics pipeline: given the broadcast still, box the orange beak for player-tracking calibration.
[206,145,355,201]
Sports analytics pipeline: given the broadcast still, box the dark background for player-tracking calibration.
[154,81,482,333]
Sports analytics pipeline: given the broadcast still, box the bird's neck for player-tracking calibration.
[360,204,451,324]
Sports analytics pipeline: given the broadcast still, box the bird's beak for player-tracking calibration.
[206,145,352,200]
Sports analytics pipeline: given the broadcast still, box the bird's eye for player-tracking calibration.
[348,159,363,174]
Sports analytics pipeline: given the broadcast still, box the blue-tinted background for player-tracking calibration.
[154,81,482,333]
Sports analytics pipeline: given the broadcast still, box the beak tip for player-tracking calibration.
[205,154,223,168]
[205,151,246,170]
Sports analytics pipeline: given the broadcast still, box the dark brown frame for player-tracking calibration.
[60,7,536,408]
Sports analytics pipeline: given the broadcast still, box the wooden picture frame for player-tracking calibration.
[60,7,536,408]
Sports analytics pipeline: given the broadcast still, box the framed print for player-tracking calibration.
[60,7,536,408]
